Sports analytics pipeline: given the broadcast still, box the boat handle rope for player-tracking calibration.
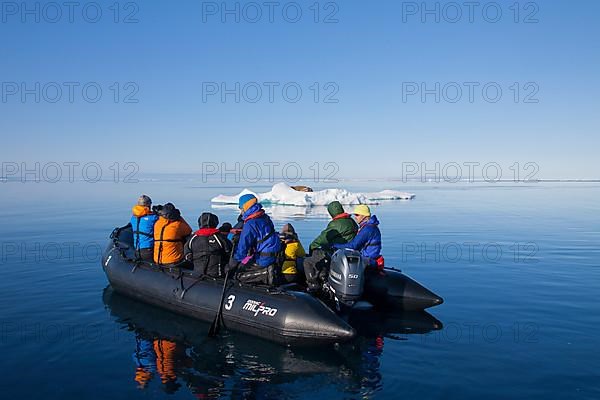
[383,266,402,272]
[180,275,217,300]
[176,268,185,292]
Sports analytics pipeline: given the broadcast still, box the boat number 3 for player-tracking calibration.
[224,295,236,310]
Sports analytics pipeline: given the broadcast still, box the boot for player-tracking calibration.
[236,264,276,286]
[266,265,278,286]
[307,280,321,293]
[317,267,330,282]
[237,268,269,285]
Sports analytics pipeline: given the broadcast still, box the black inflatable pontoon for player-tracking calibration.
[102,225,442,346]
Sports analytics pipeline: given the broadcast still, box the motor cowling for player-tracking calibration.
[328,249,366,306]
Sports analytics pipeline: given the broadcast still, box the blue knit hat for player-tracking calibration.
[239,194,258,211]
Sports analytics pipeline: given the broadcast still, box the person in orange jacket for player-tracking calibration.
[153,203,192,265]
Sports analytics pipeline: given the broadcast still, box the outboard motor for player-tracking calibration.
[328,249,366,306]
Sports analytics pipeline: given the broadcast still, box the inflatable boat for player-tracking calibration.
[102,225,443,346]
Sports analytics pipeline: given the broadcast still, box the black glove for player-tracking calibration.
[224,260,240,275]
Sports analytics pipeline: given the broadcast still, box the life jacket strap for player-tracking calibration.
[133,231,153,237]
[258,251,279,258]
[256,229,276,246]
[155,238,186,243]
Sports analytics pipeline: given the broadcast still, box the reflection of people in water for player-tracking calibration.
[116,294,438,399]
[154,339,184,393]
[132,333,191,393]
[359,335,384,395]
[129,329,386,397]
[133,334,155,389]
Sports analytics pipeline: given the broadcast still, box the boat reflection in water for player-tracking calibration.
[103,287,442,397]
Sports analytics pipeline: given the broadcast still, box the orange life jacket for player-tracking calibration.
[153,216,192,265]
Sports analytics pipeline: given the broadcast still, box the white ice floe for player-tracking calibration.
[210,182,415,207]
[211,203,333,220]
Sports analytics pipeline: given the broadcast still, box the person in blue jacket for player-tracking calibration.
[225,194,282,285]
[333,204,383,268]
[130,195,159,262]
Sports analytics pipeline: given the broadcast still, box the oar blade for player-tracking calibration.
[207,270,230,338]
[208,318,219,337]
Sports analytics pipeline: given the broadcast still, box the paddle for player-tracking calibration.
[208,268,231,337]
[208,235,238,337]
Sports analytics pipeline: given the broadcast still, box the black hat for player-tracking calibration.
[219,222,233,234]
[198,212,219,228]
[159,203,181,221]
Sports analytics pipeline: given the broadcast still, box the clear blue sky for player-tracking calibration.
[1,0,599,179]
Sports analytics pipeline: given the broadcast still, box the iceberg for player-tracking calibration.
[211,203,333,220]
[211,182,415,207]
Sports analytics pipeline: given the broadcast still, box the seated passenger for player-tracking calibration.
[218,222,233,235]
[227,214,244,243]
[130,195,159,262]
[279,223,306,284]
[184,212,232,277]
[332,205,383,268]
[225,194,282,285]
[304,201,358,290]
[153,203,192,266]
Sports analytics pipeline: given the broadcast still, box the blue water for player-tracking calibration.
[1,180,599,399]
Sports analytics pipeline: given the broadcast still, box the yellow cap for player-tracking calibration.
[353,204,371,217]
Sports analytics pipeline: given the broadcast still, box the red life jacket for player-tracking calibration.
[194,227,220,236]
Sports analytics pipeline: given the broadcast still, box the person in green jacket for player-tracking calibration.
[304,201,358,291]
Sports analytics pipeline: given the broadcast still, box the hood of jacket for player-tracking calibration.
[242,202,264,220]
[327,201,345,218]
[198,212,219,229]
[158,203,181,221]
[132,205,153,217]
[361,215,380,227]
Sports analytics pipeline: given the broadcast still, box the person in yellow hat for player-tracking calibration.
[332,204,383,268]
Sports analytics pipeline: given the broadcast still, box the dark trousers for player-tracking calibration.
[237,264,277,286]
[281,273,298,284]
[136,248,154,262]
[303,249,331,289]
[192,262,223,278]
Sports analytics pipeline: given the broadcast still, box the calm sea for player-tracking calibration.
[1,180,598,399]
